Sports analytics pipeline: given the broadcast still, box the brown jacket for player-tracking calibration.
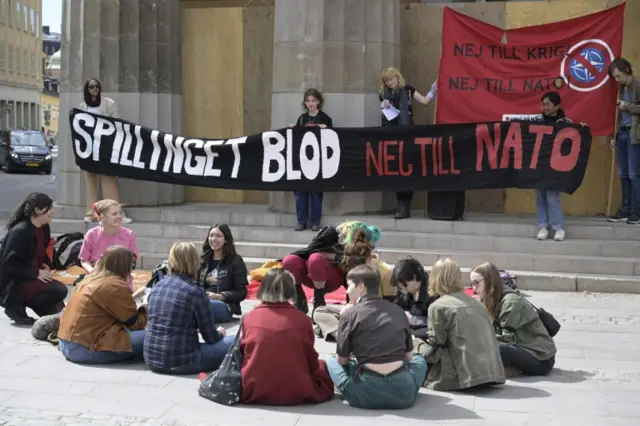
[617,76,640,144]
[58,276,147,352]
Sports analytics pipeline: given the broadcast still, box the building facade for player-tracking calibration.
[41,75,58,137]
[57,0,637,217]
[0,0,42,131]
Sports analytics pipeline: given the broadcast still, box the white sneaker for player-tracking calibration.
[83,215,97,223]
[122,216,133,225]
[554,229,565,241]
[537,228,549,240]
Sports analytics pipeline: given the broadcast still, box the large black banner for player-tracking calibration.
[70,109,592,194]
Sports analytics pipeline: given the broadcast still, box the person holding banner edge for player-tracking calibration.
[79,78,132,225]
[378,68,437,219]
[533,91,573,241]
[607,58,640,225]
[290,89,333,232]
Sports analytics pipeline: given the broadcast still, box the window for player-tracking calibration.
[0,0,4,24]
[30,52,34,76]
[14,1,19,29]
[22,4,26,31]
[29,7,33,34]
[0,43,4,70]
[35,12,38,37]
[15,46,20,73]
[8,45,13,72]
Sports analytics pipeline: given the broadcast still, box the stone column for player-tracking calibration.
[57,0,183,209]
[269,0,401,215]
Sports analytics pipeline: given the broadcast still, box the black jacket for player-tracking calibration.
[283,225,343,265]
[394,273,439,338]
[0,220,52,308]
[196,252,248,316]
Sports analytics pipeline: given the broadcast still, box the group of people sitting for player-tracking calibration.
[0,192,557,409]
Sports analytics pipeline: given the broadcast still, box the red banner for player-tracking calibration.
[436,4,625,136]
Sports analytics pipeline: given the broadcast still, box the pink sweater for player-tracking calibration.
[79,226,139,290]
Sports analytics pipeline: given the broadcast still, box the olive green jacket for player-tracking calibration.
[617,77,640,144]
[496,288,557,361]
[418,292,505,391]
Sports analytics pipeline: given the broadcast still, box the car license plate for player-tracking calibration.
[26,162,38,167]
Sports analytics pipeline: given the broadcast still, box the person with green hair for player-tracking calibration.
[281,221,382,314]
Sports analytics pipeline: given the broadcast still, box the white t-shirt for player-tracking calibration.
[87,106,100,114]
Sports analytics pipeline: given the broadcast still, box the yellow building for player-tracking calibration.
[41,76,57,137]
[0,0,42,130]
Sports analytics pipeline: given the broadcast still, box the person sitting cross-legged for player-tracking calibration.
[144,242,235,375]
[414,258,505,391]
[58,246,147,364]
[240,268,334,405]
[326,264,428,409]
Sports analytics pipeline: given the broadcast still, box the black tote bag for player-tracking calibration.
[198,317,244,406]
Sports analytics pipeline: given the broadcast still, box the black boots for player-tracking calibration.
[313,288,326,309]
[394,191,413,219]
[4,308,36,326]
[294,285,309,314]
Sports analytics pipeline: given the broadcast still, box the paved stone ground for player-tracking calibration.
[1,290,639,426]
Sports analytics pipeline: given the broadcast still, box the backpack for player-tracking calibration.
[146,261,169,288]
[53,232,84,270]
[500,270,517,290]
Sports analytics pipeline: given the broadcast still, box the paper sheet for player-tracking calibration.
[381,105,400,121]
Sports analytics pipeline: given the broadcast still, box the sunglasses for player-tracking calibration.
[471,279,484,288]
[88,84,100,89]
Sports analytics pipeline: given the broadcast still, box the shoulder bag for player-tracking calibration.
[198,316,245,406]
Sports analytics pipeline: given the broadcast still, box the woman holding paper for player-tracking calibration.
[378,68,437,219]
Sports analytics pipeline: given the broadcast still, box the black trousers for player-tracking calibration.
[499,343,555,376]
[6,280,68,317]
[396,191,414,204]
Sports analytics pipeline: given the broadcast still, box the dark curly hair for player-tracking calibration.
[6,192,53,230]
[340,229,374,274]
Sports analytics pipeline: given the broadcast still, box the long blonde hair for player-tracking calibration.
[378,67,406,95]
[472,262,504,321]
[77,246,135,289]
[428,258,463,297]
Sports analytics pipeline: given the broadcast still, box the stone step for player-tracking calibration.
[134,253,640,295]
[53,203,640,241]
[129,237,640,276]
[39,219,640,259]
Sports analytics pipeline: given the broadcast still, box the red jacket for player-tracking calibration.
[240,303,334,405]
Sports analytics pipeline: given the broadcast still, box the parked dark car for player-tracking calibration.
[0,130,53,174]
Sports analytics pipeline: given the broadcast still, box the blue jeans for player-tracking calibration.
[209,300,233,323]
[59,330,146,364]
[294,191,323,226]
[616,129,640,215]
[326,357,428,409]
[535,189,564,230]
[155,335,236,375]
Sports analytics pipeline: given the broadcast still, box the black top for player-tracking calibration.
[197,252,248,316]
[337,295,413,364]
[379,85,417,126]
[394,273,439,338]
[0,220,52,307]
[296,111,334,128]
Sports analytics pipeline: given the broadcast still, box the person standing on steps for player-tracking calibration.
[533,91,572,242]
[378,68,437,220]
[608,58,640,225]
[290,89,334,232]
[79,78,132,225]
